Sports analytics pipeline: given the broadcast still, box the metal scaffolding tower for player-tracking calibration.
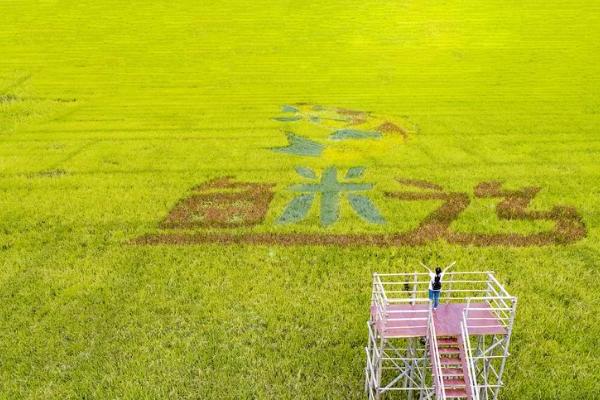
[365,271,517,400]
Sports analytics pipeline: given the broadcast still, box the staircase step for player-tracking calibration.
[440,358,463,366]
[438,337,459,345]
[439,347,460,355]
[443,378,467,388]
[445,388,468,398]
[441,368,464,377]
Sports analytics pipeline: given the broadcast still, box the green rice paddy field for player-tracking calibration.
[1,1,599,398]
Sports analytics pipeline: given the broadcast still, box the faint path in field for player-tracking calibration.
[0,73,31,93]
[42,139,100,172]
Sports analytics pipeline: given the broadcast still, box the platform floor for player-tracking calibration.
[371,302,507,338]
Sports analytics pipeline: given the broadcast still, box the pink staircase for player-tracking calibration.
[431,335,473,399]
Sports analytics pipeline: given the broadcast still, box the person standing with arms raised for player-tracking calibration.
[421,262,455,310]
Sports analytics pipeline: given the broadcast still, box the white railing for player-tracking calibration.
[464,295,515,332]
[371,273,388,327]
[460,312,480,400]
[428,308,447,400]
[374,271,498,303]
[371,272,430,336]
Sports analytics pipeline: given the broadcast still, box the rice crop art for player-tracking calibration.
[135,105,586,247]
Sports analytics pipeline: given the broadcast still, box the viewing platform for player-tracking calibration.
[372,302,507,338]
[365,270,517,400]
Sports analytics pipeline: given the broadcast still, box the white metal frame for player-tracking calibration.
[365,271,517,400]
[460,316,479,400]
[429,312,447,400]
